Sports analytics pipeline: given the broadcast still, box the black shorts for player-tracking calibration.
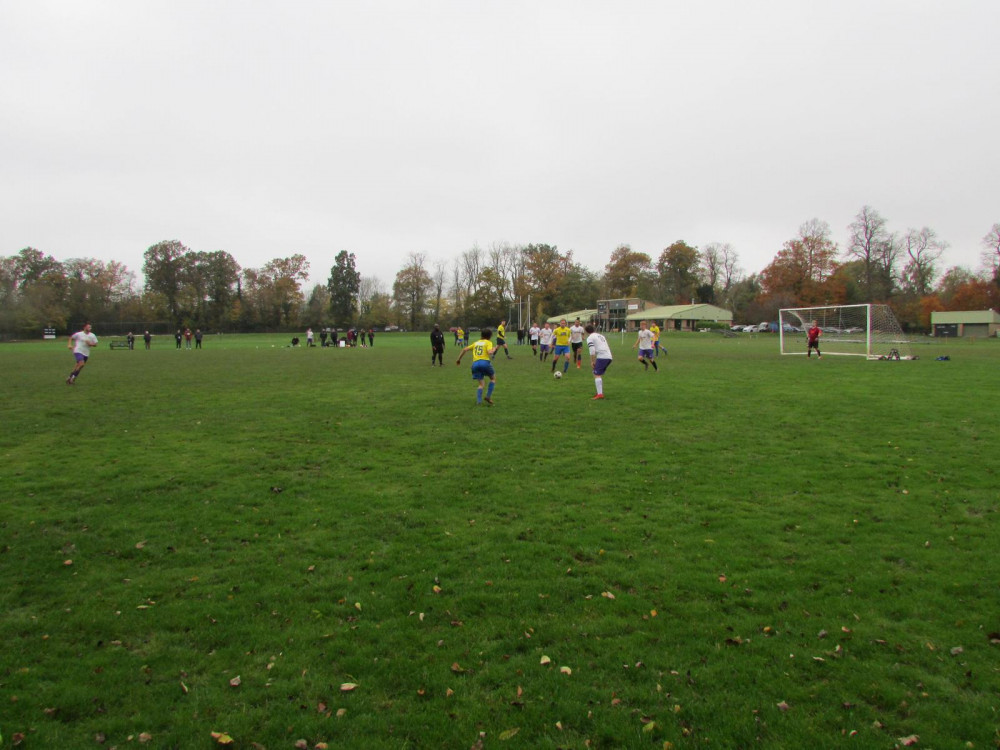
[571,341,583,353]
[808,340,820,349]
[496,337,506,346]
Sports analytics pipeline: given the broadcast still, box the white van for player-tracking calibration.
[756,322,770,332]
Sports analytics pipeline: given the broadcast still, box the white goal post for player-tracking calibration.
[778,304,913,359]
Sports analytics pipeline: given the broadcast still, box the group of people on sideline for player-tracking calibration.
[299,327,376,347]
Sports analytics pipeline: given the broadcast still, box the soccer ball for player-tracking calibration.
[553,370,562,379]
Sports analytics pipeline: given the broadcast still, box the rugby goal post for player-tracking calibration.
[778,304,913,359]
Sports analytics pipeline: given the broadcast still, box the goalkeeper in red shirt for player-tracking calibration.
[807,320,822,358]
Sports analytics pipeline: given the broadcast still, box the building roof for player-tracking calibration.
[545,309,598,323]
[930,310,1000,324]
[625,303,733,322]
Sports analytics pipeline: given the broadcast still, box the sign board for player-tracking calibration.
[43,328,56,340]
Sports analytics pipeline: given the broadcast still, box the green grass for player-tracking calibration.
[1,332,998,749]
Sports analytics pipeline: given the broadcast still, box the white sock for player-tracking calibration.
[595,377,603,395]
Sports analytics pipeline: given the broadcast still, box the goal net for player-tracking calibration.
[778,304,912,359]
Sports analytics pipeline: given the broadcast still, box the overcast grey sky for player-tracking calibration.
[2,1,997,290]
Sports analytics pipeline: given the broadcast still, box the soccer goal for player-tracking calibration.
[778,304,913,359]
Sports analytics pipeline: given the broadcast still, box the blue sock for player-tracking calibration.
[477,387,483,403]
[563,361,569,372]
[487,382,495,398]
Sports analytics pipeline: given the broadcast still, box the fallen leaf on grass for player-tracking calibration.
[643,721,656,733]
[210,731,234,745]
[340,682,358,691]
[560,666,572,675]
[601,591,615,600]
[897,735,919,746]
[498,727,520,740]
[336,708,347,717]
[539,655,551,665]
[451,662,465,673]
[229,676,241,687]
[776,701,790,712]
[138,733,152,743]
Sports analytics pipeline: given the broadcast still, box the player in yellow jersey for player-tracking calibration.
[550,318,572,375]
[650,322,664,357]
[492,319,513,360]
[456,328,498,405]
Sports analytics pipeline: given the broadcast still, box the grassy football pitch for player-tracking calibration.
[1,332,997,749]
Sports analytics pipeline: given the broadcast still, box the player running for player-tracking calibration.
[538,323,554,362]
[66,323,98,385]
[492,319,513,360]
[569,318,586,369]
[457,328,498,405]
[550,319,572,375]
[632,320,659,371]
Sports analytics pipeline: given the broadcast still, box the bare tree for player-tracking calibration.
[981,222,1000,278]
[358,275,385,321]
[460,245,483,299]
[431,260,447,322]
[701,243,724,291]
[901,227,947,296]
[487,241,519,305]
[846,206,897,300]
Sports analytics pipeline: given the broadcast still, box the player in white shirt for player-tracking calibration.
[585,324,613,400]
[631,320,658,371]
[67,322,99,385]
[569,319,587,369]
[528,324,540,357]
[538,323,554,362]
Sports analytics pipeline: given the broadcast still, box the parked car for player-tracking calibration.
[730,324,744,331]
[742,325,756,333]
[756,322,770,332]
[782,323,801,333]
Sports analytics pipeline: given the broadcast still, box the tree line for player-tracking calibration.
[2,209,998,338]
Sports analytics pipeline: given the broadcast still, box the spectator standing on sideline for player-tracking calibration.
[320,329,328,347]
[126,331,135,350]
[143,330,151,350]
[184,328,193,349]
[175,329,182,349]
[368,328,374,347]
[585,324,613,400]
[306,328,314,347]
[430,324,446,366]
[66,323,98,385]
[195,329,203,349]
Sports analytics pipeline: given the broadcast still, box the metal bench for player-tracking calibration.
[109,339,130,350]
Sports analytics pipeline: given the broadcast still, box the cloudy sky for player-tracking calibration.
[2,0,997,290]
